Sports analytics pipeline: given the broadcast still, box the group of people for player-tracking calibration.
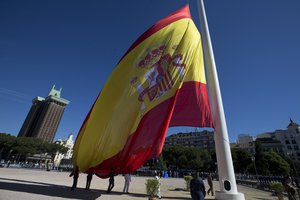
[69,167,132,194]
[69,167,217,200]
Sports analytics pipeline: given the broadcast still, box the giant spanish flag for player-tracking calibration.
[73,5,213,178]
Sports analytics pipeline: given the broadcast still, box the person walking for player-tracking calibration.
[85,173,93,190]
[123,174,131,193]
[70,167,79,191]
[107,172,115,193]
[190,172,206,200]
[207,173,214,196]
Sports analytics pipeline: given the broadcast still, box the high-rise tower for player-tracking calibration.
[18,85,70,143]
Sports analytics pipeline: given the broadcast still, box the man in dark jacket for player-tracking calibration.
[190,173,206,200]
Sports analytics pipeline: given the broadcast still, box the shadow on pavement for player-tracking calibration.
[0,178,150,199]
[0,178,101,200]
[98,189,147,198]
[0,177,59,187]
[0,177,194,199]
[162,197,191,200]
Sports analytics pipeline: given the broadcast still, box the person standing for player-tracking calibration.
[85,173,93,190]
[70,167,79,191]
[107,172,115,193]
[6,160,10,168]
[190,172,206,200]
[283,176,299,200]
[123,174,131,193]
[155,172,162,199]
[207,173,214,196]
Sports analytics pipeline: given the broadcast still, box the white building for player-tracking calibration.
[257,119,300,160]
[53,133,74,167]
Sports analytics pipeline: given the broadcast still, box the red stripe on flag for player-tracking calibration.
[169,82,213,127]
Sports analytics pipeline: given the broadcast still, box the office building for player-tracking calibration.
[18,86,70,143]
[164,130,215,152]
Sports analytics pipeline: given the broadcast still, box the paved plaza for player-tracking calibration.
[0,168,279,200]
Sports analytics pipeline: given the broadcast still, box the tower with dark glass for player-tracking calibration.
[18,86,70,143]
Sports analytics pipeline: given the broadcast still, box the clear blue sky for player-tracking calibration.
[1,0,299,142]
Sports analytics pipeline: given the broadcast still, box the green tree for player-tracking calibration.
[12,137,42,161]
[0,133,16,160]
[254,141,291,176]
[283,155,300,178]
[254,140,266,174]
[208,151,217,172]
[154,154,167,170]
[183,147,196,169]
[0,133,69,164]
[197,149,211,171]
[178,154,188,169]
[231,149,252,173]
[162,145,185,168]
[291,160,300,176]
[261,151,290,176]
[162,145,212,171]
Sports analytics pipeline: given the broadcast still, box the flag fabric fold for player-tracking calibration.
[73,5,213,178]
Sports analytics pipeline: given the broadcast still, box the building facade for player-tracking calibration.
[230,142,255,154]
[53,133,74,167]
[164,130,215,152]
[18,86,70,143]
[237,134,254,144]
[257,119,300,160]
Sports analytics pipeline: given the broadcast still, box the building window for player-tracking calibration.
[285,140,290,144]
[294,146,299,150]
[292,140,296,144]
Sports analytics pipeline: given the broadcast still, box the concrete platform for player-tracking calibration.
[0,168,278,200]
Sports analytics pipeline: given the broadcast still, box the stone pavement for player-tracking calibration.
[0,168,279,200]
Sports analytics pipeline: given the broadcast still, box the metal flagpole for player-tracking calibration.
[196,0,245,199]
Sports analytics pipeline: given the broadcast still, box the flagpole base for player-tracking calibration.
[215,191,245,200]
